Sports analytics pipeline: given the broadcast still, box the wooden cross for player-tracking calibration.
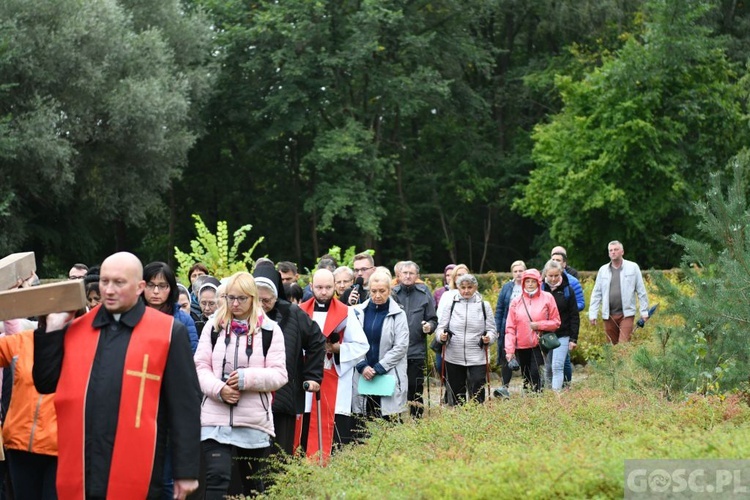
[125,354,161,429]
[0,252,87,321]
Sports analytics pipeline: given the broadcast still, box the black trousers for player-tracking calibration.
[272,412,297,456]
[6,449,57,500]
[407,358,425,418]
[516,348,545,392]
[202,439,269,499]
[444,362,487,406]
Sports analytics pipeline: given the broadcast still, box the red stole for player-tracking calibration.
[55,305,173,500]
[297,298,349,464]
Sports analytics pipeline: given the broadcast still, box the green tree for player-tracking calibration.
[516,0,748,269]
[636,149,750,395]
[0,0,213,269]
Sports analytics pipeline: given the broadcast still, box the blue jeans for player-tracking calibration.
[545,336,570,391]
[564,352,573,384]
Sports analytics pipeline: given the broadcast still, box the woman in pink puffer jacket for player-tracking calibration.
[505,268,560,392]
[194,272,287,498]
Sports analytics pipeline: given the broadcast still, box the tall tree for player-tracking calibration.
[516,0,748,268]
[0,0,213,272]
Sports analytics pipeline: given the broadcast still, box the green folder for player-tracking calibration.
[357,374,396,396]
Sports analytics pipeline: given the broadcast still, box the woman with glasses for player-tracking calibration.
[434,264,469,378]
[194,272,288,498]
[333,266,355,298]
[142,261,200,499]
[193,277,221,335]
[143,261,199,353]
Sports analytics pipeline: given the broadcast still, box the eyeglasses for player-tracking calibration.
[259,297,276,305]
[226,295,249,304]
[146,283,170,291]
[200,300,217,307]
[354,266,373,274]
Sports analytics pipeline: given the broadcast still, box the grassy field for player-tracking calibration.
[264,369,750,498]
[261,272,750,499]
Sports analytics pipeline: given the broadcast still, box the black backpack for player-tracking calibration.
[210,324,274,358]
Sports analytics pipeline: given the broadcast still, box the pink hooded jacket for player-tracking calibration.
[505,269,561,356]
[194,315,288,436]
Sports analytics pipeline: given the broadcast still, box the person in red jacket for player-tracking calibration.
[504,269,561,392]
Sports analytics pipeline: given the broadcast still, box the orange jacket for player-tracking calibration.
[0,330,57,456]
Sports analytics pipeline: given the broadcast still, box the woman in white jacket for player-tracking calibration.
[436,274,497,405]
[352,270,409,419]
[194,272,287,499]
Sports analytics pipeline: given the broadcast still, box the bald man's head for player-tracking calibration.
[99,252,146,313]
[311,269,335,304]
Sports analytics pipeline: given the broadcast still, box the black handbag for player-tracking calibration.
[521,295,559,351]
[539,332,560,350]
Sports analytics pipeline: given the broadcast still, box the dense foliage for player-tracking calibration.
[2,0,750,276]
[637,150,750,396]
[264,385,750,497]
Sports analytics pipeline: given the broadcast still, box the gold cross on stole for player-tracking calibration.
[125,354,161,428]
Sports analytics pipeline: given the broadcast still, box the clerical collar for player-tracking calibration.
[93,300,145,329]
[314,301,330,312]
[113,313,122,322]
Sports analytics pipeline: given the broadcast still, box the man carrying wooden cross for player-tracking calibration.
[33,251,201,500]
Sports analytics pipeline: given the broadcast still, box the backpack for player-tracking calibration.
[210,324,274,358]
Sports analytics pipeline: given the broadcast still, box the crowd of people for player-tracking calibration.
[0,240,649,498]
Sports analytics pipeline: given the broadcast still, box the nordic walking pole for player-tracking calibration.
[484,342,491,400]
[425,339,431,416]
[440,342,446,405]
[304,382,324,466]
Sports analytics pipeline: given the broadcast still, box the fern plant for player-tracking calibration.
[174,215,264,283]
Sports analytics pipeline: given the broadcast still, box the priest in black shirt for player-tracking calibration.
[33,252,200,500]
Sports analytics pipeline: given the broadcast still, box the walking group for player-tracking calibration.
[0,240,648,499]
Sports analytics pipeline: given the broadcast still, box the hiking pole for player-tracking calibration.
[304,382,324,466]
[425,344,431,417]
[484,342,491,400]
[440,342,446,406]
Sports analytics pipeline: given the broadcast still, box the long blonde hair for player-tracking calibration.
[213,272,262,332]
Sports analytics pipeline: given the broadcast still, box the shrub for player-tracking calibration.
[264,384,750,498]
[636,151,750,395]
[173,214,264,283]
